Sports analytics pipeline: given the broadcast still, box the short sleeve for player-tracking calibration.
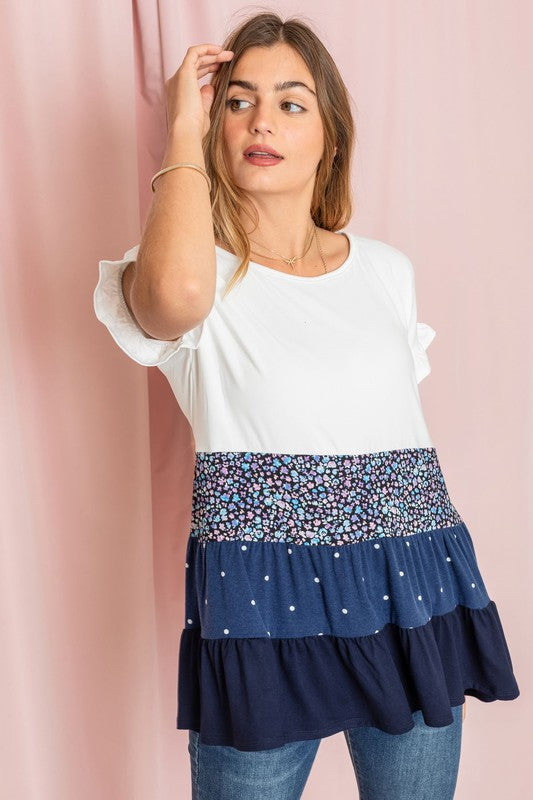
[93,244,204,367]
[403,255,437,384]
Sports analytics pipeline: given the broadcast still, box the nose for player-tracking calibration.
[248,101,275,135]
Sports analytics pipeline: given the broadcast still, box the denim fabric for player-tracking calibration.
[188,704,463,800]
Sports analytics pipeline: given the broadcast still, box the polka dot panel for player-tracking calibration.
[183,522,490,640]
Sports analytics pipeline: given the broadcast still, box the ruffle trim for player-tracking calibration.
[177,600,519,751]
[93,244,204,367]
[412,321,436,383]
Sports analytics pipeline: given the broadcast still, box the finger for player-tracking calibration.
[185,44,233,62]
[187,43,225,55]
[195,52,233,69]
[197,64,224,78]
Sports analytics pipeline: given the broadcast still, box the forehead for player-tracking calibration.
[230,44,316,92]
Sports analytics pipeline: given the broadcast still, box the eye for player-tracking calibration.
[225,98,306,113]
[225,98,251,111]
[280,101,306,113]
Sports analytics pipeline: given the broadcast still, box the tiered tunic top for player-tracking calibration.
[94,230,519,751]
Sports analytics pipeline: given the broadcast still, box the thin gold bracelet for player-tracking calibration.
[150,162,211,193]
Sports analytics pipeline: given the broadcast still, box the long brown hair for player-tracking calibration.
[203,10,356,298]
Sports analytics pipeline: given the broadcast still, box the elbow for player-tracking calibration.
[131,277,211,342]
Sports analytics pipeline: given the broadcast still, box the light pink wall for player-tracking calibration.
[1,1,530,798]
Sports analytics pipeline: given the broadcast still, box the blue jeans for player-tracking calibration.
[188,704,463,800]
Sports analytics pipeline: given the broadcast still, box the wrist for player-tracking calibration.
[167,118,204,143]
[160,121,206,171]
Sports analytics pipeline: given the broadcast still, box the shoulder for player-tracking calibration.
[347,234,420,325]
[351,233,415,291]
[352,233,412,270]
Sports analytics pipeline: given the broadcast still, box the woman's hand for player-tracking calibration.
[164,43,234,138]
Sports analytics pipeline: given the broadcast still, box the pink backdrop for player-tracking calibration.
[1,1,530,798]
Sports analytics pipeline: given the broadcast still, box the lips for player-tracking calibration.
[243,144,283,158]
[245,153,282,160]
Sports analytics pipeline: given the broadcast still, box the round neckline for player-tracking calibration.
[215,231,356,283]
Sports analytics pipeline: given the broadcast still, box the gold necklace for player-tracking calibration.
[249,223,328,274]
[249,221,314,267]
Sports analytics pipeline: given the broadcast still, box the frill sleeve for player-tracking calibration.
[93,244,204,367]
[403,255,437,384]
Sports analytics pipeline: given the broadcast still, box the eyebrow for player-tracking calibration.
[227,79,316,97]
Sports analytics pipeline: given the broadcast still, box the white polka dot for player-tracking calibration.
[440,587,443,592]
[251,599,256,605]
[334,552,340,558]
[185,562,189,568]
[362,577,365,581]
[375,629,379,634]
[288,548,292,554]
[220,571,225,577]
[289,605,295,611]
[374,543,380,549]
[399,571,404,577]
[267,631,271,636]
[471,582,476,588]
[318,632,324,636]
[264,575,269,581]
[383,595,389,601]
[454,533,457,538]
[223,629,229,635]
[409,626,414,629]
[428,537,432,541]
[205,598,208,604]
[342,608,348,614]
[446,557,451,562]
[241,545,247,551]
[203,542,206,548]
[406,542,410,547]
[314,577,320,583]
[417,595,422,601]
[187,619,193,624]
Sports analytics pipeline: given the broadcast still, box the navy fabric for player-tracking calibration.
[177,601,519,751]
[183,523,491,639]
[177,512,520,750]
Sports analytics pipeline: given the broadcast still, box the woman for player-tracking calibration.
[94,11,520,800]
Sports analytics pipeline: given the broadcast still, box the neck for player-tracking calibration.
[239,196,316,256]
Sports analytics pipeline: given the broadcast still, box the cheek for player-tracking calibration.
[283,123,322,150]
[287,135,323,165]
[222,118,241,155]
[221,117,230,143]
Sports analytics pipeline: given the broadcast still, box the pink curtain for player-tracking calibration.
[1,1,530,797]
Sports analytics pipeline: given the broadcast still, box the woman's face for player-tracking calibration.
[222,43,325,198]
